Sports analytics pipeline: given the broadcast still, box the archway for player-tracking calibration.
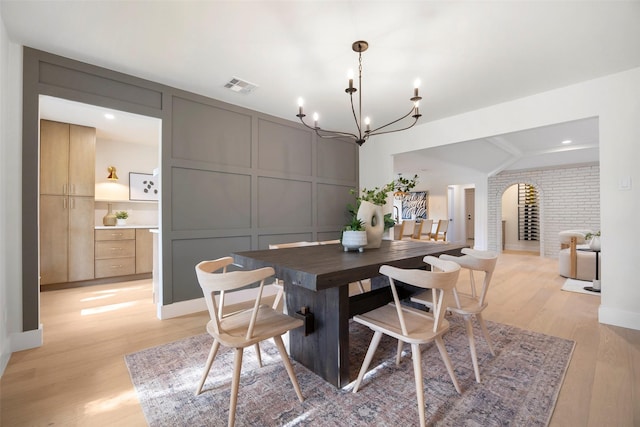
[492,180,545,257]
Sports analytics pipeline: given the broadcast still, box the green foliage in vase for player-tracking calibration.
[393,174,419,194]
[350,182,395,206]
[383,213,396,230]
[346,174,418,232]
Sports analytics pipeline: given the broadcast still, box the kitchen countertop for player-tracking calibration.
[95,225,157,230]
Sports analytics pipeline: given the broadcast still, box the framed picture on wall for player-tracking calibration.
[129,172,159,201]
[402,191,428,219]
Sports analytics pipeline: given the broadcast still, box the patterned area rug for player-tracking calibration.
[125,316,574,426]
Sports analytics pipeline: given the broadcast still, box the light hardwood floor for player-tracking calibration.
[1,252,638,426]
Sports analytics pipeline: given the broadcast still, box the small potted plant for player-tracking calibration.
[115,211,128,226]
[341,215,367,252]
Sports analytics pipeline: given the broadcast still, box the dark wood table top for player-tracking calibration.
[232,240,467,292]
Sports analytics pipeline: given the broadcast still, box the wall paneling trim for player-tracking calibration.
[22,48,358,331]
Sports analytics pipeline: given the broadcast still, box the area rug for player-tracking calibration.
[125,316,574,426]
[561,278,601,295]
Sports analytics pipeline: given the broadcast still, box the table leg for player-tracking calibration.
[285,283,350,388]
[583,250,601,293]
[593,251,601,291]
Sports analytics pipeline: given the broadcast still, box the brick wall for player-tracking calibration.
[488,164,600,258]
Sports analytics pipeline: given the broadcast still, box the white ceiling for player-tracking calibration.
[3,1,640,172]
[39,96,161,145]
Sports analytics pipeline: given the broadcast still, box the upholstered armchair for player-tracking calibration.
[558,230,600,281]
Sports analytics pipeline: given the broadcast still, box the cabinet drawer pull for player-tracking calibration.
[110,247,123,251]
[110,265,123,269]
[110,233,123,237]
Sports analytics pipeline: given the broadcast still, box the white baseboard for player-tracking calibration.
[10,324,43,352]
[157,284,280,320]
[157,297,207,319]
[599,306,640,331]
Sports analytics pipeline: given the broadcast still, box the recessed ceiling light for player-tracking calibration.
[104,113,115,120]
[561,139,572,144]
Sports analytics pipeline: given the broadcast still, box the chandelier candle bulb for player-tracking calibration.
[365,117,371,132]
[414,79,420,98]
[313,113,319,128]
[297,98,304,116]
[348,69,354,90]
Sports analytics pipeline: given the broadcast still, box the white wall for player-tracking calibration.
[491,165,600,257]
[0,6,9,375]
[95,138,159,201]
[0,10,23,375]
[397,158,487,246]
[363,67,640,331]
[94,138,159,226]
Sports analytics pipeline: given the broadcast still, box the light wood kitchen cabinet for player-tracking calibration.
[39,120,96,285]
[39,196,69,284]
[40,120,95,197]
[135,228,154,274]
[94,229,136,278]
[94,228,153,278]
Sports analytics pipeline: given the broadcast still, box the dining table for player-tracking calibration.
[232,239,466,388]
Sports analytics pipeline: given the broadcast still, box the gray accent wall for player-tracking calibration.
[22,48,358,331]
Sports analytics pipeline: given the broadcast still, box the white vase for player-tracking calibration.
[341,230,368,252]
[357,200,384,249]
[589,236,601,251]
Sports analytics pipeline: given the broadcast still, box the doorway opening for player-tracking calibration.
[38,95,162,335]
[501,182,541,254]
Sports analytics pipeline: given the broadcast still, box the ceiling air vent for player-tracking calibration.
[224,77,258,94]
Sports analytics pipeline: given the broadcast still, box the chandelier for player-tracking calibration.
[296,40,422,146]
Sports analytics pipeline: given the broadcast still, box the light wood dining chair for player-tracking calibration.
[411,220,424,239]
[400,219,416,240]
[318,239,341,245]
[411,248,498,383]
[194,257,304,427]
[413,218,434,240]
[352,257,462,427]
[395,221,406,240]
[268,241,321,310]
[431,219,449,242]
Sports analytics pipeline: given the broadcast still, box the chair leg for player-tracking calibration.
[352,330,383,393]
[273,335,304,402]
[396,340,404,366]
[476,313,495,356]
[434,336,461,394]
[195,339,220,395]
[464,317,481,383]
[254,343,263,368]
[272,281,284,311]
[228,348,244,427]
[411,343,426,427]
